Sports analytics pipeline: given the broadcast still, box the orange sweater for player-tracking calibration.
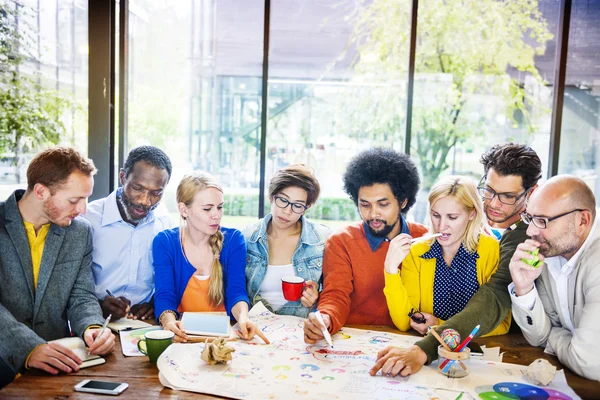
[318,221,428,333]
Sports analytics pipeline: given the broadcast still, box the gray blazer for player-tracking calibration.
[0,190,104,377]
[511,222,600,381]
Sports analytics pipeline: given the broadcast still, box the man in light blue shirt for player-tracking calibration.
[83,146,172,320]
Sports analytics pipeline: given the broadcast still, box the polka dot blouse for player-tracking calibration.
[421,241,480,321]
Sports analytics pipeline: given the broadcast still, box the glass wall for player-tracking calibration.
[267,0,410,229]
[3,0,599,223]
[127,0,265,227]
[0,0,88,199]
[557,0,600,206]
[409,0,559,222]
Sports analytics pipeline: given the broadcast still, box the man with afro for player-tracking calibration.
[303,148,428,343]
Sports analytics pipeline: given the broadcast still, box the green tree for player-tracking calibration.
[0,1,72,182]
[345,0,553,189]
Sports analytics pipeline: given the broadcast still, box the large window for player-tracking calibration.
[0,0,88,199]
[267,0,410,229]
[557,0,600,206]
[127,0,265,227]
[409,0,559,222]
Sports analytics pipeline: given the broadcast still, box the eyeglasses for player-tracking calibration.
[477,175,529,205]
[408,308,426,324]
[273,196,308,214]
[520,209,587,229]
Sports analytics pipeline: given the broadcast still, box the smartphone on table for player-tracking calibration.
[74,380,128,395]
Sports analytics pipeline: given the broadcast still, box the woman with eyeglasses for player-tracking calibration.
[243,164,331,317]
[383,175,510,336]
[153,172,267,343]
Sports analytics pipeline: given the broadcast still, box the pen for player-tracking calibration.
[105,289,115,298]
[314,311,333,348]
[88,314,111,356]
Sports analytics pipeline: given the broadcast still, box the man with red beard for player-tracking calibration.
[303,148,428,343]
[509,176,599,380]
[0,147,115,387]
[83,146,172,321]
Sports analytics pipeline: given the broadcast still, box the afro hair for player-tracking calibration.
[343,147,420,213]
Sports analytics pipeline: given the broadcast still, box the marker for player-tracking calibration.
[314,311,333,348]
[411,233,443,244]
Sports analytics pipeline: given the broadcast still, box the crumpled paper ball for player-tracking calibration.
[525,358,557,386]
[201,338,235,365]
[441,329,461,350]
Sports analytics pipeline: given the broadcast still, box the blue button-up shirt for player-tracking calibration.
[82,188,173,305]
[363,216,411,252]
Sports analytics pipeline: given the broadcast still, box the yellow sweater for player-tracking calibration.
[384,234,510,337]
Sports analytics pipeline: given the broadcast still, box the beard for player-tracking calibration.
[484,202,524,225]
[366,217,399,238]
[531,219,580,258]
[43,197,76,227]
[118,191,158,223]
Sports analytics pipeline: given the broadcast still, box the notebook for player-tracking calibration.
[108,317,153,333]
[180,312,231,337]
[49,337,106,369]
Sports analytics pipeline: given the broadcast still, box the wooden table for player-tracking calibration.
[3,328,599,399]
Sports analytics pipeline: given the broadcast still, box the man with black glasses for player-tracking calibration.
[371,143,543,377]
[509,175,599,381]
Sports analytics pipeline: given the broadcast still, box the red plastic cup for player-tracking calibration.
[281,276,308,301]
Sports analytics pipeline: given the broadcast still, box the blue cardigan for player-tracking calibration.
[153,226,250,322]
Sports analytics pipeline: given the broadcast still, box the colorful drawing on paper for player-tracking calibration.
[119,326,162,356]
[157,302,580,400]
[474,382,573,400]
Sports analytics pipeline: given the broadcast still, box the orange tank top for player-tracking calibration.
[178,275,226,313]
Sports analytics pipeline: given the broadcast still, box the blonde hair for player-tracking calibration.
[428,175,484,253]
[177,171,225,307]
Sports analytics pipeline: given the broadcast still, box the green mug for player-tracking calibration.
[137,330,174,363]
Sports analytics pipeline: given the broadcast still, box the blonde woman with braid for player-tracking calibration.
[153,172,267,343]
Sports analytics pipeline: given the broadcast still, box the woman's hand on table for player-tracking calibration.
[162,314,188,343]
[235,317,270,344]
[410,312,438,335]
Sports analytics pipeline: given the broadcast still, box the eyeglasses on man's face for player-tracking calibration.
[273,195,308,214]
[520,208,587,229]
[477,175,529,205]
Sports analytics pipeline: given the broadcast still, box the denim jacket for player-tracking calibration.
[243,213,331,318]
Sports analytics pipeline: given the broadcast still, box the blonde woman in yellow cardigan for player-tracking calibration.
[384,175,510,337]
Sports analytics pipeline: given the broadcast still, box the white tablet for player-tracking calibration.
[181,312,231,337]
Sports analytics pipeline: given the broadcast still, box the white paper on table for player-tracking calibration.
[108,317,153,332]
[156,303,580,400]
[119,326,162,356]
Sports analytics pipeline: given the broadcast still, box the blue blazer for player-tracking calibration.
[153,227,250,322]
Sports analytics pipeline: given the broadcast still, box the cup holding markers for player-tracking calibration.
[436,324,480,378]
[281,276,309,301]
[437,346,471,378]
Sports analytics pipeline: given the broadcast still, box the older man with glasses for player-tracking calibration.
[508,175,600,381]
